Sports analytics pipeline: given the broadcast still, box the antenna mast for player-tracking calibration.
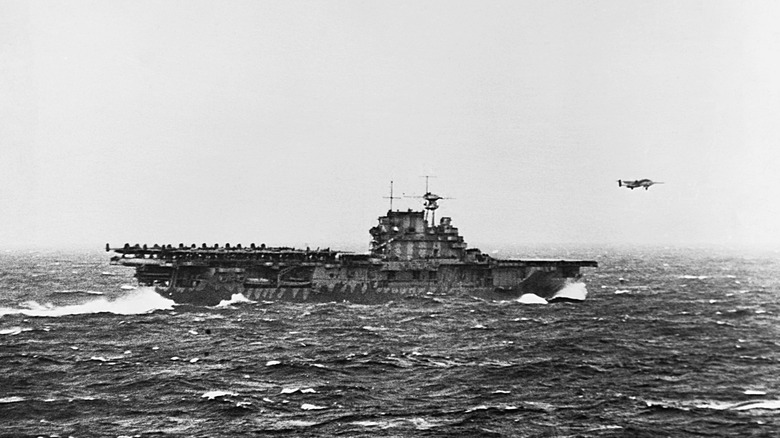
[403,176,451,223]
[384,180,401,211]
[421,175,440,223]
[423,175,436,193]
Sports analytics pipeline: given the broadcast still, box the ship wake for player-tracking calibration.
[548,281,588,302]
[0,287,174,317]
[216,293,255,307]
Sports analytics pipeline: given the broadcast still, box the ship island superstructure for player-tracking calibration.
[107,188,597,305]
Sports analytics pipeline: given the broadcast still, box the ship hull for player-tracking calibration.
[157,270,582,306]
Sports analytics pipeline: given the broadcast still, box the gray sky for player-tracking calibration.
[2,0,779,251]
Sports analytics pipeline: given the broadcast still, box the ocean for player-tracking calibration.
[1,246,778,437]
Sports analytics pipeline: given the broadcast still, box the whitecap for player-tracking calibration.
[280,387,300,394]
[54,290,104,296]
[216,293,254,307]
[277,420,319,427]
[517,294,548,304]
[202,390,237,400]
[697,400,780,411]
[614,289,630,294]
[266,360,281,366]
[0,287,174,317]
[744,390,767,396]
[410,417,447,430]
[0,327,31,336]
[0,396,25,404]
[301,403,326,410]
[351,420,384,427]
[548,281,588,301]
[735,400,780,410]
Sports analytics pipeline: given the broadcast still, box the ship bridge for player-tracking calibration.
[369,209,469,261]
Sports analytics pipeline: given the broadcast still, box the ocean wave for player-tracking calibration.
[201,390,238,400]
[0,287,173,317]
[348,417,452,431]
[216,293,255,307]
[641,396,780,412]
[2,248,779,437]
[0,326,33,335]
[53,289,105,296]
[517,293,548,304]
[695,400,780,411]
[0,396,26,404]
[549,281,588,301]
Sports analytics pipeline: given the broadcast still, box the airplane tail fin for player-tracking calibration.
[617,180,622,187]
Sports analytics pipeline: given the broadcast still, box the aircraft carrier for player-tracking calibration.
[107,187,597,306]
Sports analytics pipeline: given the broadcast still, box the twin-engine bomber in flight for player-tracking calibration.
[618,179,663,190]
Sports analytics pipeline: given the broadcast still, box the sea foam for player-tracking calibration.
[517,294,548,304]
[0,287,174,317]
[549,282,588,301]
[216,293,255,307]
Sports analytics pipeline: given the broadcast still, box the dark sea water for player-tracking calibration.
[1,246,779,437]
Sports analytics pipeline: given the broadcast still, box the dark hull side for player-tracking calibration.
[157,270,581,306]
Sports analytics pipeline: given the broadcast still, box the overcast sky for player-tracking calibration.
[2,0,779,251]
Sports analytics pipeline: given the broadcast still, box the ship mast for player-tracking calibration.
[420,176,446,224]
[399,176,451,223]
[384,180,400,211]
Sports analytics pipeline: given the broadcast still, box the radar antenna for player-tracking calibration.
[405,175,453,223]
